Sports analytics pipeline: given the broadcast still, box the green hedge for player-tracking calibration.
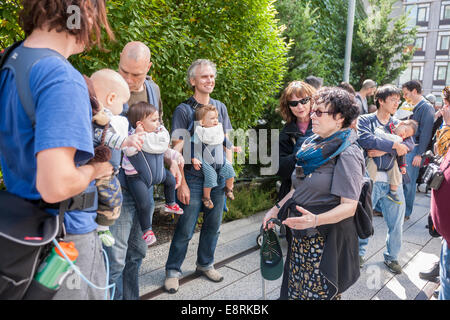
[1,1,289,131]
[71,0,289,131]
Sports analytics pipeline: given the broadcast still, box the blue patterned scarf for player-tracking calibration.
[295,129,352,177]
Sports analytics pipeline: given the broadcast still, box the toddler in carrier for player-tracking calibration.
[191,104,241,209]
[88,69,145,247]
[366,119,418,204]
[123,101,183,246]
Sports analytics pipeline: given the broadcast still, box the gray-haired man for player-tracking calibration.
[165,59,233,293]
[356,79,377,115]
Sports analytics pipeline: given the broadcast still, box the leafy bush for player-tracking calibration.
[70,0,289,132]
[223,178,277,222]
[1,0,288,132]
[0,1,24,49]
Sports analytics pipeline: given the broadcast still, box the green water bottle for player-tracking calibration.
[34,242,79,289]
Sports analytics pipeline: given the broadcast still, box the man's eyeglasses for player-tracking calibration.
[288,97,311,107]
[387,97,401,104]
[310,109,333,117]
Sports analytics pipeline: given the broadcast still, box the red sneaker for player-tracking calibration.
[165,203,184,215]
[142,230,157,246]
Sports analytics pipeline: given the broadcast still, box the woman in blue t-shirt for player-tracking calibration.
[0,0,115,300]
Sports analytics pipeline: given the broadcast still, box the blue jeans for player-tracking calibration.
[104,186,153,300]
[439,239,450,300]
[403,151,422,218]
[359,181,405,262]
[165,173,225,278]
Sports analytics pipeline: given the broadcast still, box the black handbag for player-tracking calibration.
[0,191,66,300]
[354,177,374,239]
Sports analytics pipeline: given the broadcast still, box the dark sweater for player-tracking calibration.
[277,121,314,200]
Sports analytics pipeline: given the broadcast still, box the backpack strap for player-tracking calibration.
[1,43,65,127]
[0,41,23,67]
[184,96,203,135]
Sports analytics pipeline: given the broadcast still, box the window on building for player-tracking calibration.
[434,63,450,86]
[441,35,450,50]
[415,37,424,50]
[411,66,422,80]
[437,66,448,80]
[441,2,450,24]
[417,7,428,22]
[405,4,429,26]
[437,33,450,55]
[405,5,418,27]
[444,5,450,20]
[400,64,424,84]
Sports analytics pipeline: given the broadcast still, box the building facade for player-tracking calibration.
[396,0,450,104]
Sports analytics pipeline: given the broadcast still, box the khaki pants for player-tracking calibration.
[367,158,402,187]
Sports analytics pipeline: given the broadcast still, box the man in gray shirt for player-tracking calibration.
[356,79,377,115]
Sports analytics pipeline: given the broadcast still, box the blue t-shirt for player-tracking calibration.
[0,45,97,234]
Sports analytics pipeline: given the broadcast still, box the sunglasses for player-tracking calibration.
[288,97,311,107]
[310,109,333,117]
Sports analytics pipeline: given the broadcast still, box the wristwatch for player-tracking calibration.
[275,203,281,209]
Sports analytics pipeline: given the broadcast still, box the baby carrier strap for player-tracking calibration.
[184,96,203,135]
[127,151,165,188]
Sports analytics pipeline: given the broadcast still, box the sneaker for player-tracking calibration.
[373,210,383,217]
[164,277,179,294]
[196,267,224,282]
[384,260,402,274]
[98,230,115,247]
[142,230,157,246]
[165,203,184,215]
[387,191,402,204]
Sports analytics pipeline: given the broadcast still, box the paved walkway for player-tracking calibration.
[139,191,441,300]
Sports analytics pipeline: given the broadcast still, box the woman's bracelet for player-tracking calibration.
[313,214,318,228]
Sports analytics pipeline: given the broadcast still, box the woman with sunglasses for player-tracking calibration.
[277,81,316,201]
[264,87,364,300]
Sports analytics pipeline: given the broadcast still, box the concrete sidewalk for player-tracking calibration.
[139,191,441,300]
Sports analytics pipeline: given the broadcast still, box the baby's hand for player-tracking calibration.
[400,167,406,175]
[122,133,144,150]
[135,124,145,134]
[233,146,243,153]
[192,158,202,171]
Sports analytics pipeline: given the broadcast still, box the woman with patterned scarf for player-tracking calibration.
[263,87,365,300]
